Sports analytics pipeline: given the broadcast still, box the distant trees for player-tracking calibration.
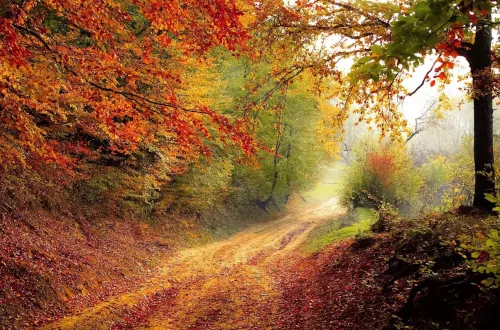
[255,0,500,209]
[218,54,330,211]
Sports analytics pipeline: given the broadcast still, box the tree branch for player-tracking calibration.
[13,24,53,52]
[408,55,441,96]
[86,80,205,115]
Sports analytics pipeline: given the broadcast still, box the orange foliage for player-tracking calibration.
[366,151,395,187]
[0,0,254,177]
[430,23,467,86]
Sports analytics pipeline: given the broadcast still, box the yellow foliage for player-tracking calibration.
[316,99,343,158]
[179,58,231,110]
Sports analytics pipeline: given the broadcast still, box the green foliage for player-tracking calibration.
[454,193,500,288]
[437,136,500,210]
[484,193,500,212]
[421,156,449,187]
[415,156,452,212]
[164,157,234,213]
[219,53,328,209]
[370,201,402,232]
[441,137,474,208]
[350,0,462,84]
[341,137,423,209]
[303,207,377,253]
[462,228,500,288]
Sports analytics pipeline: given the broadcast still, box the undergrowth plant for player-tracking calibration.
[460,193,500,288]
[341,138,423,211]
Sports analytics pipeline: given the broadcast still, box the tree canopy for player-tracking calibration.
[3,0,500,209]
[0,0,255,178]
[256,0,500,207]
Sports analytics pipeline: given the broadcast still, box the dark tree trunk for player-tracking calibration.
[262,116,284,209]
[467,20,495,209]
[269,133,281,198]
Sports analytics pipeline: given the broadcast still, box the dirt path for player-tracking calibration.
[42,198,344,330]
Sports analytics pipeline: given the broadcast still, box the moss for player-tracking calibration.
[302,207,377,253]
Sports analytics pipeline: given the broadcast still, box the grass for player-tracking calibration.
[302,207,377,253]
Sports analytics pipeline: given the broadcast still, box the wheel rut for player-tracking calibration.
[42,198,345,330]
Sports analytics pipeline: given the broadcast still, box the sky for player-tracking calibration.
[329,39,471,124]
[401,56,470,122]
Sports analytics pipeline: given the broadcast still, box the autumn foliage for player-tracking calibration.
[342,140,423,208]
[4,1,500,329]
[366,152,395,187]
[0,0,254,179]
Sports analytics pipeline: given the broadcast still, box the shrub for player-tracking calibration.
[460,193,500,288]
[421,156,449,187]
[463,228,500,288]
[415,156,452,212]
[439,135,500,210]
[440,137,475,209]
[341,138,423,210]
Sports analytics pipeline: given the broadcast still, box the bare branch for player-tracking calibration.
[405,99,438,143]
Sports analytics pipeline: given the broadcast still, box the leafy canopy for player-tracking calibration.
[0,0,254,177]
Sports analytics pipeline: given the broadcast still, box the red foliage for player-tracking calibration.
[366,151,395,186]
[0,210,180,329]
[273,237,411,329]
[0,0,255,177]
[431,22,468,87]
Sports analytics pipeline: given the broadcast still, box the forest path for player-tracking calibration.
[43,198,344,330]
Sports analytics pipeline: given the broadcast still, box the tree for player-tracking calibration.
[233,80,327,210]
[212,52,328,211]
[405,99,440,144]
[350,0,497,208]
[254,0,499,208]
[0,0,254,178]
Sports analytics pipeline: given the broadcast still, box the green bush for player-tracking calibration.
[420,156,449,187]
[463,228,500,288]
[440,135,500,210]
[341,138,423,209]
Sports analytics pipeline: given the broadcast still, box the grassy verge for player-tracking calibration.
[302,207,377,253]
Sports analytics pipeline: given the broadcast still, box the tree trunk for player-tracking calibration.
[263,113,284,208]
[468,20,495,209]
[284,127,292,203]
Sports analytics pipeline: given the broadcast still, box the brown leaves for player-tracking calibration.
[275,238,401,329]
